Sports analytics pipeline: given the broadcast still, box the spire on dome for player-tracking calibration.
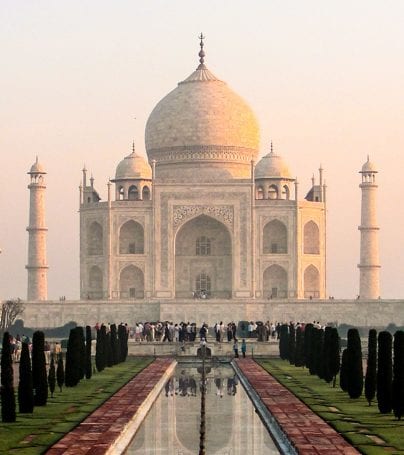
[270,141,274,154]
[132,140,136,154]
[198,32,206,68]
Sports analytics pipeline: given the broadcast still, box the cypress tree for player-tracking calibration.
[315,328,325,379]
[377,331,392,414]
[303,323,313,369]
[308,326,318,375]
[1,332,16,422]
[329,327,341,388]
[340,348,348,392]
[77,327,86,380]
[85,325,92,379]
[288,323,296,365]
[95,325,107,372]
[32,331,48,406]
[56,353,65,392]
[18,342,34,413]
[364,329,377,405]
[322,327,333,383]
[346,328,363,399]
[65,328,81,387]
[106,331,113,367]
[118,323,128,362]
[110,324,118,365]
[294,326,304,367]
[279,324,289,360]
[393,331,404,420]
[48,354,56,398]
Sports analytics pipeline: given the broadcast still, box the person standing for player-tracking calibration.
[233,338,239,358]
[241,339,247,358]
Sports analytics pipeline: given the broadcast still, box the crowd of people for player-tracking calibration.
[6,334,62,364]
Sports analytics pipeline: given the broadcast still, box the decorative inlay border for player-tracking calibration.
[173,205,234,229]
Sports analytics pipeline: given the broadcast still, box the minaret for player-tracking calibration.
[358,156,380,299]
[26,157,49,300]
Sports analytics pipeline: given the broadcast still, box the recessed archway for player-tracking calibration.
[119,265,144,299]
[304,264,320,298]
[175,215,232,299]
[263,264,288,299]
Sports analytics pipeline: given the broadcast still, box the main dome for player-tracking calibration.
[145,46,260,181]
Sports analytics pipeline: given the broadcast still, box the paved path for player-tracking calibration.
[236,359,360,455]
[46,358,174,455]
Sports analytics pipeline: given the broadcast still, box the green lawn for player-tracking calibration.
[0,357,153,455]
[258,359,404,455]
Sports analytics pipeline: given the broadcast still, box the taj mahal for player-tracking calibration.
[21,37,403,329]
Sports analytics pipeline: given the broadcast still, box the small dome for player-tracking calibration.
[255,151,292,179]
[361,156,377,173]
[29,157,46,174]
[115,151,152,180]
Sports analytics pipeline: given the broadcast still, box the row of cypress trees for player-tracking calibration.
[279,322,341,386]
[361,329,404,419]
[1,322,128,422]
[1,330,65,422]
[95,323,129,373]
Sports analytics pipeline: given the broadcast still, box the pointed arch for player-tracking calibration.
[88,265,103,299]
[119,220,144,254]
[87,221,103,255]
[304,221,320,254]
[282,185,290,200]
[128,185,139,200]
[175,214,232,299]
[256,186,264,200]
[118,186,125,200]
[263,219,287,254]
[142,186,151,200]
[304,264,320,298]
[268,185,278,200]
[119,265,144,299]
[263,264,288,299]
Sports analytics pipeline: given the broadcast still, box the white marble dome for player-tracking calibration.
[115,151,152,180]
[255,151,292,179]
[145,59,260,181]
[361,157,377,173]
[29,157,46,174]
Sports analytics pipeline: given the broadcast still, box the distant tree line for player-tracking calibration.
[0,322,129,422]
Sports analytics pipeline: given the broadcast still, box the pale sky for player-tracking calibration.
[1,0,404,300]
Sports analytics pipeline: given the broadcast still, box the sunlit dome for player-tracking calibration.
[115,149,152,180]
[144,37,260,181]
[255,149,292,179]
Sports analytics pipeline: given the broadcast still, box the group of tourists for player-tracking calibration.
[6,333,62,364]
[164,373,239,397]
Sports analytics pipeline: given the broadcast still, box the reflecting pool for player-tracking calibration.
[125,363,280,454]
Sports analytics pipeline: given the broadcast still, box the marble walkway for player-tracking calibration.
[45,358,174,455]
[236,358,359,454]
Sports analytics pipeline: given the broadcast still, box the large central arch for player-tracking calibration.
[175,215,232,299]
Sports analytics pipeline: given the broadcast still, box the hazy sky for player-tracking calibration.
[1,1,404,300]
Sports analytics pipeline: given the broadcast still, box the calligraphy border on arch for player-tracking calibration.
[173,205,234,231]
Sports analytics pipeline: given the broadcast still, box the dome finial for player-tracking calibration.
[270,141,274,154]
[132,140,135,154]
[198,32,206,67]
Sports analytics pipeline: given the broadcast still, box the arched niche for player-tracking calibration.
[175,215,232,299]
[304,264,320,298]
[119,220,144,254]
[263,264,288,299]
[119,265,144,299]
[142,186,151,200]
[304,221,320,254]
[88,265,103,299]
[263,220,287,254]
[128,185,139,200]
[87,221,103,256]
[268,185,278,200]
